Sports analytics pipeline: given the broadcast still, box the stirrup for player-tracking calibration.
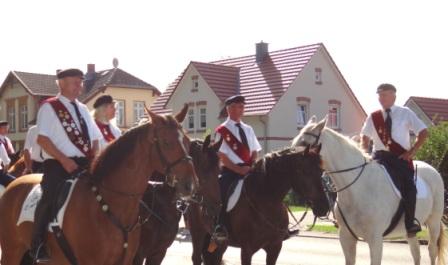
[31,244,50,263]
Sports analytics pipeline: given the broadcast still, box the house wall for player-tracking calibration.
[165,65,223,140]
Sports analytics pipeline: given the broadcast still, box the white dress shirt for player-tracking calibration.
[361,105,427,152]
[24,125,44,162]
[0,135,14,154]
[215,118,262,164]
[37,94,102,159]
[97,121,122,151]
[0,144,10,169]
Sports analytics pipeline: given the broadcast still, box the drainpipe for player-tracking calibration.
[259,115,268,153]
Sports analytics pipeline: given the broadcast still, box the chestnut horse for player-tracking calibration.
[133,136,221,265]
[0,109,198,265]
[201,146,330,265]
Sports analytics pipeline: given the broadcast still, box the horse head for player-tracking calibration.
[289,145,330,217]
[292,116,327,152]
[145,106,198,200]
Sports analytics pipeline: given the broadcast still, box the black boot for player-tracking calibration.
[211,212,228,244]
[30,200,51,263]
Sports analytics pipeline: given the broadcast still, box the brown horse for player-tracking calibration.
[133,136,221,265]
[0,109,198,265]
[8,155,26,178]
[201,146,330,265]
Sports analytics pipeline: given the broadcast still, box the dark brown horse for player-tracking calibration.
[133,136,221,265]
[201,146,330,265]
[0,109,198,265]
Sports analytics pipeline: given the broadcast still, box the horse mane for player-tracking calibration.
[322,127,371,160]
[90,115,180,182]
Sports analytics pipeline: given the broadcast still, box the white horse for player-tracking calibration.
[292,117,447,265]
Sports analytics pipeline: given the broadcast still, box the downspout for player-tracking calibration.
[259,115,268,153]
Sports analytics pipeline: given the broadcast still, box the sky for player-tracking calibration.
[0,0,447,114]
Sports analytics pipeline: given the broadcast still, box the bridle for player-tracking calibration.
[153,126,193,187]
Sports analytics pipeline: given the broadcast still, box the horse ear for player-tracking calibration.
[307,115,317,125]
[175,103,188,123]
[203,134,211,152]
[314,116,327,132]
[145,105,163,125]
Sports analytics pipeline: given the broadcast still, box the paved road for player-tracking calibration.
[162,233,432,265]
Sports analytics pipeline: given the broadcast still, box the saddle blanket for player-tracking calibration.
[380,165,429,199]
[16,179,78,232]
[227,179,244,212]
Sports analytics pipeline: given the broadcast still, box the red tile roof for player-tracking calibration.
[151,43,326,115]
[407,96,448,124]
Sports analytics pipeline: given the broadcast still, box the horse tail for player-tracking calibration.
[437,222,447,265]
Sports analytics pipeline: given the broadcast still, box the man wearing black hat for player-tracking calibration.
[360,83,428,237]
[30,68,102,262]
[212,95,261,242]
[92,95,122,151]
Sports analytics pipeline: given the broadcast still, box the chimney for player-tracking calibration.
[255,41,269,63]
[84,64,96,91]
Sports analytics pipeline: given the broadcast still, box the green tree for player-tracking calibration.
[415,121,448,182]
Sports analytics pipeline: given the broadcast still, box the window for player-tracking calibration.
[115,100,125,127]
[297,103,308,127]
[328,103,341,129]
[133,101,145,124]
[187,109,195,130]
[19,104,28,131]
[7,101,15,133]
[191,75,199,92]
[199,107,207,129]
[315,68,322,85]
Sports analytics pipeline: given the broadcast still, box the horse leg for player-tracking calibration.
[0,245,27,265]
[366,235,383,265]
[426,217,442,265]
[264,242,282,265]
[241,247,254,265]
[191,230,207,265]
[406,236,421,265]
[339,228,357,265]
[146,250,168,265]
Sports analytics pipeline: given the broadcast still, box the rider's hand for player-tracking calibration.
[239,166,251,176]
[60,157,79,173]
[399,148,416,161]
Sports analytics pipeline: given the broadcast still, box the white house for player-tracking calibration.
[152,42,366,153]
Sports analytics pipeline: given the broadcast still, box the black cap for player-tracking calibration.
[376,83,397,93]
[224,95,245,106]
[0,121,9,127]
[93,95,114,109]
[56,68,84,79]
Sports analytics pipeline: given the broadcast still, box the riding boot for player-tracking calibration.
[403,182,421,237]
[212,211,229,243]
[30,198,51,263]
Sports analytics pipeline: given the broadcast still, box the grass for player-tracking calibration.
[307,224,430,240]
[287,205,308,212]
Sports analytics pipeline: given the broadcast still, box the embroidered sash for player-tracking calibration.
[216,125,252,165]
[371,110,407,156]
[95,120,116,143]
[46,97,92,157]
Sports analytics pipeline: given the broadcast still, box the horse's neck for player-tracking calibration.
[320,130,368,196]
[246,157,291,203]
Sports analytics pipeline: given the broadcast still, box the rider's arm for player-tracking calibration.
[23,149,32,172]
[218,152,249,176]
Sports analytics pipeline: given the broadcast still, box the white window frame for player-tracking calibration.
[328,103,341,129]
[20,104,28,131]
[133,101,145,124]
[115,100,125,127]
[186,108,195,130]
[198,107,207,129]
[296,102,309,127]
[7,105,16,132]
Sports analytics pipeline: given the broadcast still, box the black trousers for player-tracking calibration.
[31,157,89,249]
[32,161,44,174]
[373,151,417,229]
[0,170,15,187]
